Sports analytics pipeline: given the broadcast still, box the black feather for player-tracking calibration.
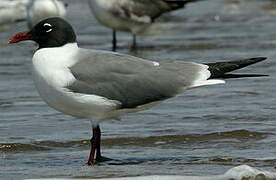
[206,57,267,79]
[164,0,204,10]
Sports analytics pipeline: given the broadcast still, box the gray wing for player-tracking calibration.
[67,49,206,109]
[108,0,197,23]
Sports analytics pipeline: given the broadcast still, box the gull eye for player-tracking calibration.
[43,23,53,33]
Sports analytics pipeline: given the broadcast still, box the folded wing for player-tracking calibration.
[67,50,214,109]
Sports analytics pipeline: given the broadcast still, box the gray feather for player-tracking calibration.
[67,50,205,109]
[108,0,201,23]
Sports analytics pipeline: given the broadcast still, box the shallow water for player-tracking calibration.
[0,0,276,179]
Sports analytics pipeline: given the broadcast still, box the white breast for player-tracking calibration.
[32,43,119,119]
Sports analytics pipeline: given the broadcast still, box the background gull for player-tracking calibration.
[0,0,29,29]
[27,0,68,28]
[0,0,68,32]
[88,0,204,51]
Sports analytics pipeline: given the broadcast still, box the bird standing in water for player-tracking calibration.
[8,17,267,165]
[88,0,204,51]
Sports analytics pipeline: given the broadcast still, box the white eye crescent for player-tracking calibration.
[43,23,53,33]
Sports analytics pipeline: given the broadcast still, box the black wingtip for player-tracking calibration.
[248,57,267,63]
[207,57,267,79]
[165,0,204,9]
[230,57,267,70]
[226,57,267,68]
[220,73,269,79]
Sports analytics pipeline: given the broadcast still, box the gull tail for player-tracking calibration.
[206,57,268,79]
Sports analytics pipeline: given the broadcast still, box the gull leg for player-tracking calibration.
[95,126,102,161]
[112,30,117,51]
[131,34,137,49]
[87,125,101,166]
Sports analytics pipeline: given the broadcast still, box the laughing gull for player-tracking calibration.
[88,0,204,51]
[27,0,67,28]
[8,17,267,166]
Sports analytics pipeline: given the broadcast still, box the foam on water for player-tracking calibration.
[25,165,276,180]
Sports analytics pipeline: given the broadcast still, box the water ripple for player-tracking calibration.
[0,130,266,152]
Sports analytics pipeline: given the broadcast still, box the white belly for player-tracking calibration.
[32,44,119,119]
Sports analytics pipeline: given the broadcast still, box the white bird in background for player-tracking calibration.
[27,0,67,28]
[0,0,67,31]
[88,0,204,51]
[8,17,267,166]
[0,0,29,27]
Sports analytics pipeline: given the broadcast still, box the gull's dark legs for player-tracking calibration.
[112,30,137,51]
[87,125,101,166]
[95,126,102,161]
[112,30,117,51]
[131,34,137,50]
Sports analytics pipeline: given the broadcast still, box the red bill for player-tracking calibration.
[8,32,33,44]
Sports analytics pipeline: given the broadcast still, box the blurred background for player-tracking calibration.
[0,0,276,179]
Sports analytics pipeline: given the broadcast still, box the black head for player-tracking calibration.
[9,17,76,49]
